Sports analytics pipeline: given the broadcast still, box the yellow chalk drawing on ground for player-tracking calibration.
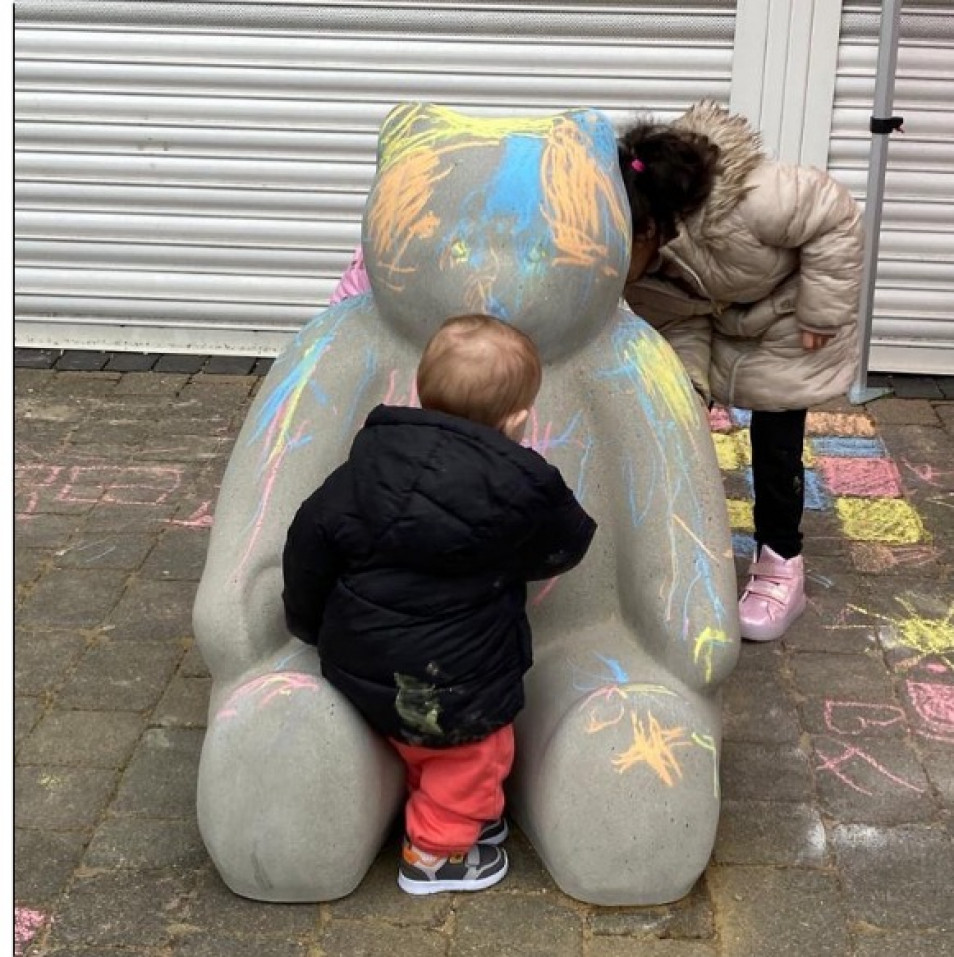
[693,626,733,684]
[712,432,749,470]
[806,411,877,437]
[802,439,816,468]
[612,711,691,785]
[844,597,954,670]
[835,498,926,544]
[726,499,754,531]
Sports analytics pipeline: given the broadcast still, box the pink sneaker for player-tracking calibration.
[738,545,807,641]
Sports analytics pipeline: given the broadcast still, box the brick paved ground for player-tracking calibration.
[14,361,954,956]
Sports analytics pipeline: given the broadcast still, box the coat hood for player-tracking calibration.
[674,100,765,226]
[346,405,556,571]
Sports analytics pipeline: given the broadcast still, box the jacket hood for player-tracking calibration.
[346,405,554,571]
[674,100,765,225]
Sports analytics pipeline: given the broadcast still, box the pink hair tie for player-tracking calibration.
[630,157,645,173]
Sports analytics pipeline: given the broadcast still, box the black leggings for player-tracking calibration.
[750,409,807,560]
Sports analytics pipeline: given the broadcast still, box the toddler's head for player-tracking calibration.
[417,315,542,442]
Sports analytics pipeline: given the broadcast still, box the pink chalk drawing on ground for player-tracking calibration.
[814,740,925,796]
[167,501,215,529]
[15,463,184,516]
[904,680,954,742]
[15,908,47,956]
[816,456,903,498]
[824,700,906,735]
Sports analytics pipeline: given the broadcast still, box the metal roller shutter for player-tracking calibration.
[15,1,737,356]
[831,1,954,374]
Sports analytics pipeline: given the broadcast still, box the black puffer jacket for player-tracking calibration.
[282,404,596,747]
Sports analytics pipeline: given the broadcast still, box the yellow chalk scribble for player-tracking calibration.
[612,711,690,785]
[622,334,699,431]
[727,498,754,531]
[693,626,733,684]
[844,597,954,670]
[835,497,926,544]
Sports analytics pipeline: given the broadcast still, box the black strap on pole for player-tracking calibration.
[870,116,904,135]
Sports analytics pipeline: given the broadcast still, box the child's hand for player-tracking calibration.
[801,330,834,351]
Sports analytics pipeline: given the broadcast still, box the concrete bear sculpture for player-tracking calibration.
[194,102,740,906]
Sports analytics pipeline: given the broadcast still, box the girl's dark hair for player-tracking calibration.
[617,117,720,242]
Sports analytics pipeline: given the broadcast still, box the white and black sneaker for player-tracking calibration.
[398,839,508,896]
[477,817,509,845]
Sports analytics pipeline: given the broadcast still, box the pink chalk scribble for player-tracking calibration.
[816,456,903,498]
[707,405,733,433]
[904,680,954,742]
[382,369,419,408]
[15,908,47,956]
[901,459,954,488]
[217,672,321,721]
[167,501,214,529]
[823,700,906,736]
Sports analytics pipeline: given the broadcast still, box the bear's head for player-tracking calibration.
[362,103,631,361]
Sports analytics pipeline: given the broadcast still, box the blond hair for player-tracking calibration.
[416,315,542,429]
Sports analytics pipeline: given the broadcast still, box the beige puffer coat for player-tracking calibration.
[624,101,864,411]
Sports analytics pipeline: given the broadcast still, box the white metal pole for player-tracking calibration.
[849,0,904,404]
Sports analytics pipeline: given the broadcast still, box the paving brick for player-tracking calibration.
[112,728,204,818]
[45,869,193,950]
[317,921,444,957]
[154,353,207,374]
[17,568,128,628]
[251,357,274,377]
[714,801,827,866]
[54,350,112,372]
[15,698,43,753]
[719,742,814,803]
[203,355,258,376]
[15,766,117,829]
[18,710,145,768]
[919,741,954,804]
[42,371,121,397]
[84,816,207,870]
[587,940,717,957]
[184,866,319,937]
[53,530,155,570]
[789,650,893,699]
[137,433,231,464]
[113,372,189,396]
[172,935,312,957]
[15,513,84,549]
[14,827,88,902]
[326,841,453,926]
[587,874,713,938]
[708,866,850,956]
[721,670,801,744]
[868,398,941,427]
[890,376,943,400]
[14,547,51,589]
[831,824,954,931]
[14,630,87,697]
[58,640,182,712]
[153,674,211,728]
[104,352,160,372]
[811,735,936,825]
[851,931,954,957]
[179,641,212,679]
[140,527,210,581]
[15,348,61,369]
[451,893,583,956]
[106,578,197,641]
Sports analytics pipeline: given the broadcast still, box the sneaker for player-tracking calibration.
[739,545,807,642]
[398,840,508,896]
[477,817,509,845]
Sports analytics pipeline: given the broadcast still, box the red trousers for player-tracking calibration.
[389,724,515,855]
